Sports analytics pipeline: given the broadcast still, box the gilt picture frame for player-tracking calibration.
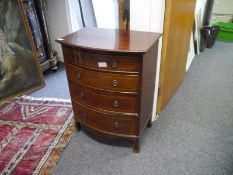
[0,0,45,103]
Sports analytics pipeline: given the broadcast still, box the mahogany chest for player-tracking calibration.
[56,28,161,153]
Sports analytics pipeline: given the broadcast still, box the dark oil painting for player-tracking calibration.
[0,0,44,102]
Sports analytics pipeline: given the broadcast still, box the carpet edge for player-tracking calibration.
[38,118,76,175]
[22,96,71,102]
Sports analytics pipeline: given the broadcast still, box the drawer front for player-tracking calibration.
[62,46,140,73]
[212,0,233,14]
[69,81,138,113]
[210,14,233,25]
[66,64,140,92]
[73,101,136,135]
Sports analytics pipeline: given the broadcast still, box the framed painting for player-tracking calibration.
[0,0,45,102]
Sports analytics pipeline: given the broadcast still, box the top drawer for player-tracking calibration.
[212,0,233,14]
[62,46,140,74]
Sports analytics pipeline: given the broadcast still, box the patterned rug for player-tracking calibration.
[0,96,75,175]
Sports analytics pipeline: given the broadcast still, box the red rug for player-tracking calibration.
[0,96,75,175]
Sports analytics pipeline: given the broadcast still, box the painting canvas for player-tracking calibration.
[0,0,44,102]
[194,9,202,55]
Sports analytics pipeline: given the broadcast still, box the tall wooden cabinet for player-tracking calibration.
[22,0,58,71]
[57,28,161,153]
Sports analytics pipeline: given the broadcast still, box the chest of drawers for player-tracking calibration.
[56,28,161,153]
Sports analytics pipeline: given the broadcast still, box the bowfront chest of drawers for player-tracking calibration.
[56,28,161,153]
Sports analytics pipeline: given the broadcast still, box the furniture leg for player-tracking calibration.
[147,117,152,128]
[76,122,81,131]
[132,139,140,153]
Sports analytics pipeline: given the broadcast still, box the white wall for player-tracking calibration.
[130,0,165,32]
[186,0,208,71]
[195,0,208,47]
[46,0,95,61]
[46,0,71,61]
[130,0,165,119]
[81,0,97,27]
[195,0,208,16]
[92,0,116,29]
[186,33,195,71]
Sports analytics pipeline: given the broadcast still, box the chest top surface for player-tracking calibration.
[56,28,161,54]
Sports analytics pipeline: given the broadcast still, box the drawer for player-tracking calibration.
[69,81,138,113]
[210,14,233,24]
[212,0,233,14]
[73,101,137,135]
[66,64,140,92]
[62,46,140,73]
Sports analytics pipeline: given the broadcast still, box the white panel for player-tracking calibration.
[130,0,150,31]
[80,0,97,27]
[149,0,165,32]
[46,0,71,61]
[195,0,208,13]
[130,0,165,119]
[92,0,116,29]
[186,0,208,69]
[149,1,165,119]
[66,0,82,32]
[186,33,195,71]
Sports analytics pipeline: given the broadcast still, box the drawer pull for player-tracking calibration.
[113,101,119,108]
[76,73,81,80]
[112,80,118,87]
[80,92,84,98]
[114,122,119,128]
[111,61,118,68]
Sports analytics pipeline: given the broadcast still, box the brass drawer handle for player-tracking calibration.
[76,73,81,80]
[114,122,119,128]
[112,80,118,87]
[111,61,118,69]
[113,101,119,108]
[80,92,84,98]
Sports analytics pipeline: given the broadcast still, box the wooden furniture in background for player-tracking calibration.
[57,28,161,153]
[118,0,130,30]
[156,0,197,113]
[22,0,58,71]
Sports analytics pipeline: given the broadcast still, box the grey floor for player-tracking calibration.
[31,41,233,175]
[29,63,71,99]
